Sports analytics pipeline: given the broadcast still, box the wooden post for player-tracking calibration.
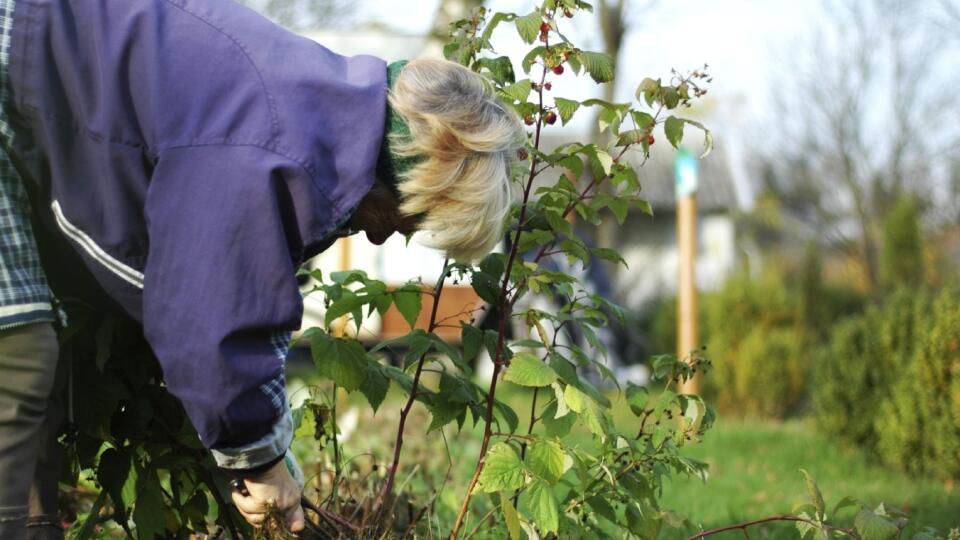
[677,194,698,394]
[675,147,699,394]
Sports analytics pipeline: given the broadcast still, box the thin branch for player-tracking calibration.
[683,515,856,540]
[375,259,451,512]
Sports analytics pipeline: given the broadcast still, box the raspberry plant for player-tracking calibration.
[296,1,717,536]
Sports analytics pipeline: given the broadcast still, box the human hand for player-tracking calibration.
[231,453,305,532]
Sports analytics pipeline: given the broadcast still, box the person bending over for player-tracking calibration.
[0,0,524,536]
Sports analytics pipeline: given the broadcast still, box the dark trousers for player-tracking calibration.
[0,323,64,540]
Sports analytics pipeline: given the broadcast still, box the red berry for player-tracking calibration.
[540,21,551,32]
[552,65,565,75]
[524,115,535,126]
[564,9,574,17]
[516,148,529,160]
[545,111,558,125]
[544,82,552,91]
[647,134,655,145]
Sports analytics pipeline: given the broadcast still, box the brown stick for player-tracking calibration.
[375,260,450,512]
[683,515,856,540]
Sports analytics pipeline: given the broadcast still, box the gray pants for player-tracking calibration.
[0,323,63,540]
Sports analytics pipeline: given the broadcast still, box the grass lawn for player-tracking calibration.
[286,362,959,538]
[659,419,960,539]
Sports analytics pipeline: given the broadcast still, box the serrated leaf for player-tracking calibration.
[664,116,685,148]
[98,448,130,516]
[133,467,166,540]
[504,352,558,387]
[522,480,560,534]
[662,87,680,108]
[796,512,818,539]
[681,118,714,158]
[608,198,628,224]
[500,492,522,540]
[515,11,542,44]
[542,400,576,438]
[554,97,581,125]
[312,333,369,391]
[626,383,650,416]
[637,77,659,101]
[475,443,525,493]
[587,496,617,523]
[579,51,614,83]
[799,469,826,518]
[462,324,483,363]
[632,110,655,128]
[528,438,566,483]
[832,495,859,517]
[503,79,533,102]
[855,509,899,540]
[359,364,389,412]
[393,285,422,328]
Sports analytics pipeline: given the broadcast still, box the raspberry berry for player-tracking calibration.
[524,115,535,126]
[544,82,552,91]
[540,21,551,32]
[647,134,655,145]
[552,64,565,75]
[545,111,558,125]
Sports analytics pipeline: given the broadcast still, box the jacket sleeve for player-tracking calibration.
[143,144,309,470]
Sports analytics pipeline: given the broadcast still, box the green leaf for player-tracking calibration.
[522,479,560,534]
[632,111,655,129]
[504,352,558,387]
[542,400,576,438]
[626,383,650,416]
[664,116,685,148]
[832,495,859,517]
[662,87,680,108]
[554,97,581,125]
[133,467,167,540]
[680,118,714,158]
[500,492,523,540]
[393,285,422,328]
[97,448,130,518]
[359,364,389,412]
[323,292,368,329]
[796,512,818,539]
[636,77,659,101]
[503,79,533,102]
[475,442,525,493]
[428,397,466,432]
[587,496,617,523]
[579,51,614,83]
[854,509,899,540]
[311,333,369,391]
[462,324,483,363]
[608,198,628,224]
[481,11,516,43]
[799,469,826,518]
[528,438,566,483]
[515,10,542,44]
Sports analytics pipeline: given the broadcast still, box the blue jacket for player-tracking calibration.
[5,0,387,468]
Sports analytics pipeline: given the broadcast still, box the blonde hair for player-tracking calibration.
[389,59,525,262]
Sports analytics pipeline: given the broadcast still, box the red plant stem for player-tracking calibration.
[683,515,855,540]
[448,55,551,540]
[375,260,450,511]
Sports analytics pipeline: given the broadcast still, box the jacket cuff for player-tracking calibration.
[210,404,294,470]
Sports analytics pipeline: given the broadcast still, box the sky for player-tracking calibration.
[347,0,827,209]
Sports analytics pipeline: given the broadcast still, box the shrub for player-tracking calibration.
[880,196,924,289]
[876,287,960,480]
[814,287,960,481]
[700,271,807,417]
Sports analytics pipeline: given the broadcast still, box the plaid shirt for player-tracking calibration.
[0,0,53,330]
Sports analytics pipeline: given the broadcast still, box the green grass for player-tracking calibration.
[659,419,960,539]
[286,365,959,538]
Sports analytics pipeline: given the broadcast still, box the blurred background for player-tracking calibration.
[243,0,960,535]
